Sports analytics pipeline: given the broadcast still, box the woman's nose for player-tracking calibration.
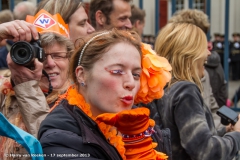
[44,55,56,68]
[87,22,95,34]
[123,73,135,90]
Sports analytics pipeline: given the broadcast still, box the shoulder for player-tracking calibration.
[160,81,203,108]
[38,99,81,139]
[167,81,200,95]
[39,128,83,150]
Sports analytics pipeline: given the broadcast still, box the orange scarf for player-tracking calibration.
[51,85,126,159]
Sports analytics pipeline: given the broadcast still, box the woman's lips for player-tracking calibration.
[121,96,133,105]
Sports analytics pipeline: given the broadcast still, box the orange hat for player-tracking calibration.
[26,9,69,38]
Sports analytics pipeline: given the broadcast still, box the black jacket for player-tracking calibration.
[38,99,122,160]
[205,51,227,107]
[147,81,240,160]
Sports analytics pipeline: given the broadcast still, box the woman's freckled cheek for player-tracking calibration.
[99,77,119,93]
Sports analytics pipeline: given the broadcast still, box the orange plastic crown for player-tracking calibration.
[26,9,69,38]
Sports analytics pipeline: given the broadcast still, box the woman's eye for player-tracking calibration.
[111,70,125,74]
[133,73,141,79]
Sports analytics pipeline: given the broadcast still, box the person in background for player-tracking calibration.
[152,22,240,160]
[168,9,228,132]
[229,32,240,80]
[13,1,36,20]
[35,0,95,44]
[89,0,132,31]
[0,9,14,26]
[130,5,146,37]
[205,51,228,108]
[0,19,39,159]
[215,34,225,67]
[0,11,74,159]
[0,0,98,144]
[212,33,222,53]
[0,9,14,71]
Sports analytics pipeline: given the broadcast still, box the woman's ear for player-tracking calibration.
[75,66,85,84]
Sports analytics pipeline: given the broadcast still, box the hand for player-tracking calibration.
[96,107,154,135]
[233,115,240,132]
[96,108,168,160]
[0,20,38,42]
[7,53,43,85]
[226,124,234,132]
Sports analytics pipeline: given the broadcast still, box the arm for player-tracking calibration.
[14,80,49,138]
[7,51,48,138]
[174,84,240,160]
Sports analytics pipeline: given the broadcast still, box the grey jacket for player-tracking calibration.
[148,81,240,160]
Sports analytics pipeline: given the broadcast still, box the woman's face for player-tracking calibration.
[68,6,95,43]
[80,42,141,116]
[40,42,69,91]
[197,47,211,78]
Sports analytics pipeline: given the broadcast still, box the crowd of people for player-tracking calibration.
[0,0,239,160]
[212,32,240,81]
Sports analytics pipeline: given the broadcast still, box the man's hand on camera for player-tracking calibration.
[0,20,39,42]
[7,53,43,85]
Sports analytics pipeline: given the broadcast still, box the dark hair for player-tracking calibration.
[89,0,131,28]
[70,29,142,85]
[130,5,146,24]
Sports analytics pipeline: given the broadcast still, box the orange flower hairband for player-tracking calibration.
[134,43,172,104]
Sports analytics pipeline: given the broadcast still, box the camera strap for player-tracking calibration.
[42,70,53,96]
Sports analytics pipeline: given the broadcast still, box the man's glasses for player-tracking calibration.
[44,52,68,61]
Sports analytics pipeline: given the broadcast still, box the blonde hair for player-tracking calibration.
[154,23,207,92]
[35,0,83,23]
[40,32,74,58]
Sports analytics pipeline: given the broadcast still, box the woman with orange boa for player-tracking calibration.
[38,29,172,160]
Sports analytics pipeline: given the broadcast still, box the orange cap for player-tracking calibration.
[26,9,69,38]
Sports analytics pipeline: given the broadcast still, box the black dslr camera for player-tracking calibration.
[10,39,45,67]
[217,106,239,125]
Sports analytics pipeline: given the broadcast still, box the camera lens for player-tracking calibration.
[10,41,35,65]
[16,48,28,58]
